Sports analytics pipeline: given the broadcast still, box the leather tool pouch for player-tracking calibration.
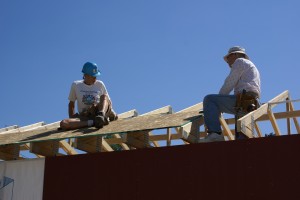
[236,93,259,113]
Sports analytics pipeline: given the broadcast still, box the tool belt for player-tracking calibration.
[235,91,259,113]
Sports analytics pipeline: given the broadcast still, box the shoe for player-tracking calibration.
[235,132,248,140]
[199,133,225,143]
[95,114,109,129]
[108,109,118,121]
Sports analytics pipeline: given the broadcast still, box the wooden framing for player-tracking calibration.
[0,125,18,133]
[238,90,300,138]
[0,90,299,160]
[30,140,59,157]
[0,144,21,160]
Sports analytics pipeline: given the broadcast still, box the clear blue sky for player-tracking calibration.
[1,0,300,128]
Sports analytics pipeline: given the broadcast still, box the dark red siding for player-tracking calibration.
[43,135,300,200]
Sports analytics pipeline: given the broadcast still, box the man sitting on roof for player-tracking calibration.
[200,46,261,142]
[60,62,118,130]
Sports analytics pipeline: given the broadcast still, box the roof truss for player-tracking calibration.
[0,90,299,160]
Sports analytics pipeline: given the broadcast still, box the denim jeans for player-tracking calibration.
[203,94,237,133]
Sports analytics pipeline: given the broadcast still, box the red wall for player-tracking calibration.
[43,135,300,200]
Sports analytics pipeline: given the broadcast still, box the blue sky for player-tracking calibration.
[1,0,300,128]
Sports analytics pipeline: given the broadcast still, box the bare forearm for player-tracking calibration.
[68,101,76,118]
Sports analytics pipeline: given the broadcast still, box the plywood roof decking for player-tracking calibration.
[0,110,202,146]
[0,90,299,161]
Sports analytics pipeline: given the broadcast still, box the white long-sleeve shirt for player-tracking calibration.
[219,58,261,97]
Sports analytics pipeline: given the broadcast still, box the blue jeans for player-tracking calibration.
[203,94,237,133]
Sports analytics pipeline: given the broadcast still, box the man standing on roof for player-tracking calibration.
[60,62,118,130]
[200,46,261,142]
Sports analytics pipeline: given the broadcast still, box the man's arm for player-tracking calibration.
[219,60,244,95]
[68,101,76,118]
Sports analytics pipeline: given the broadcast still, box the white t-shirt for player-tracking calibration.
[219,58,261,97]
[68,80,109,114]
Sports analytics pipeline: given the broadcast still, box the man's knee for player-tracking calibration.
[99,94,112,111]
[100,94,109,102]
[204,94,214,104]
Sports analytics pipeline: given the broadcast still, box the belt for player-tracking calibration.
[237,91,259,98]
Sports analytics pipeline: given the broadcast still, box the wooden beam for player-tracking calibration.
[106,133,183,143]
[111,134,130,150]
[59,140,78,155]
[178,102,203,112]
[138,105,173,147]
[74,136,104,153]
[268,109,281,136]
[257,110,300,121]
[286,99,291,135]
[1,122,45,134]
[0,125,18,133]
[149,133,182,141]
[175,103,204,143]
[288,101,300,134]
[167,128,171,146]
[126,130,151,148]
[0,144,20,160]
[22,143,44,158]
[254,122,263,137]
[225,110,300,124]
[118,109,138,119]
[180,117,203,143]
[108,109,138,150]
[30,140,59,157]
[238,90,290,137]
[102,139,114,152]
[220,116,234,140]
[141,105,173,115]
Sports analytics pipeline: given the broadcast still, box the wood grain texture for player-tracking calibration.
[0,111,202,146]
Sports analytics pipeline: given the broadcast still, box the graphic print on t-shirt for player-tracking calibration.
[81,90,99,106]
[82,94,95,105]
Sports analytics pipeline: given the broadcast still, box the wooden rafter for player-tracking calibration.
[220,115,234,140]
[176,102,204,143]
[0,90,299,161]
[237,90,300,137]
[140,105,174,148]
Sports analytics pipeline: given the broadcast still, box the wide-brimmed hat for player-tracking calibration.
[223,46,249,62]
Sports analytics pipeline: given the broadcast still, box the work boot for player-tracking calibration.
[199,133,225,143]
[94,112,109,129]
[108,109,118,121]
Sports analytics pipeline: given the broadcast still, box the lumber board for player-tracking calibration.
[0,144,20,160]
[140,105,173,147]
[268,110,281,136]
[30,141,59,157]
[126,130,151,148]
[220,116,234,140]
[72,106,174,151]
[118,109,138,119]
[0,122,45,134]
[237,90,289,137]
[0,111,201,147]
[0,125,18,133]
[178,102,203,112]
[141,105,173,115]
[59,140,78,155]
[74,136,104,153]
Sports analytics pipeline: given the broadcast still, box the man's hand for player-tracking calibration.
[70,113,80,118]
